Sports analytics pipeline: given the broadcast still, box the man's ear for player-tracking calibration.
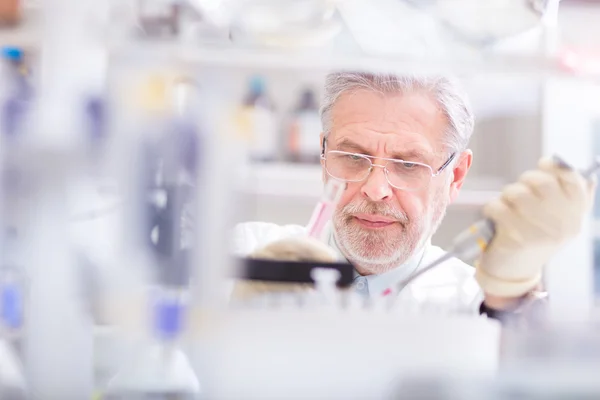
[449,149,473,204]
[319,132,325,155]
[320,132,326,183]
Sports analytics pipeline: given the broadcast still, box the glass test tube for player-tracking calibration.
[306,179,345,240]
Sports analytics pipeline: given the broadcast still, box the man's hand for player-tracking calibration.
[476,157,596,303]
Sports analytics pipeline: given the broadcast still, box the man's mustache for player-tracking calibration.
[338,200,409,225]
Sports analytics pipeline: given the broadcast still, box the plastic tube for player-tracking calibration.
[306,179,345,240]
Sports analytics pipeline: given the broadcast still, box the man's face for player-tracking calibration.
[322,90,471,275]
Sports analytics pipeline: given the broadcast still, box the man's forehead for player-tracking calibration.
[330,90,447,158]
[330,89,447,141]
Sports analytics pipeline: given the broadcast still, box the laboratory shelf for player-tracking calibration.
[105,5,580,79]
[112,38,579,79]
[240,162,503,207]
[104,1,600,81]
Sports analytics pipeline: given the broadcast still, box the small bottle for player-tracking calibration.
[0,47,33,141]
[236,76,278,163]
[287,88,321,164]
[0,0,20,26]
[137,0,182,38]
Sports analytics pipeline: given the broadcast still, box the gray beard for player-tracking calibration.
[332,198,449,275]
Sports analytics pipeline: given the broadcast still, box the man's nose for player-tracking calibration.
[361,165,392,201]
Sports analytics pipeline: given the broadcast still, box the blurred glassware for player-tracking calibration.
[229,0,343,47]
[136,0,184,38]
[405,0,550,48]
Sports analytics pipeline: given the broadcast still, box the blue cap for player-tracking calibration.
[153,296,184,340]
[2,47,23,62]
[249,76,265,94]
[1,283,23,330]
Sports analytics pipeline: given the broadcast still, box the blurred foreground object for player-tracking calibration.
[231,236,338,300]
[101,70,201,398]
[229,0,342,47]
[0,0,20,26]
[200,311,501,398]
[0,340,26,399]
[429,0,547,47]
[104,287,200,399]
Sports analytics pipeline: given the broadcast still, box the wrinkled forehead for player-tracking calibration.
[327,89,450,158]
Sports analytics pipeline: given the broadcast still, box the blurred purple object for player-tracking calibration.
[1,97,26,138]
[86,97,105,143]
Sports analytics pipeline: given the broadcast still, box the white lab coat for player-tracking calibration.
[232,221,484,314]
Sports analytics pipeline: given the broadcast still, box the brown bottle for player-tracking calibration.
[0,0,21,26]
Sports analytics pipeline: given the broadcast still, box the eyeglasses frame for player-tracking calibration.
[320,137,456,191]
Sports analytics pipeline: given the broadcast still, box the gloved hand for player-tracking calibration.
[475,157,597,298]
[249,236,338,263]
[231,236,338,300]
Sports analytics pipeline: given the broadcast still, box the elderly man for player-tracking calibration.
[233,72,594,317]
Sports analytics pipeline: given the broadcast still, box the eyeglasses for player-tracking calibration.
[321,150,456,191]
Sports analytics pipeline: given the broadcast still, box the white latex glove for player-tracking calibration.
[232,236,338,300]
[475,157,596,298]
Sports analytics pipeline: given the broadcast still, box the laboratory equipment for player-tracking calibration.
[402,0,549,48]
[0,340,27,399]
[306,178,346,240]
[287,88,321,163]
[310,267,341,308]
[100,70,201,399]
[230,256,353,305]
[229,0,342,47]
[104,286,200,399]
[239,257,353,285]
[381,156,600,297]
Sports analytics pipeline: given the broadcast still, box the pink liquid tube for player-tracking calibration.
[306,179,346,240]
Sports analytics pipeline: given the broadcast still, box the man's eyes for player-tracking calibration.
[401,162,417,169]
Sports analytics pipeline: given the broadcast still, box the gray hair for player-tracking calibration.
[320,72,475,154]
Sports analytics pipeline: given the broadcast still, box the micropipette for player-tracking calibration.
[306,179,346,240]
[381,155,600,297]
